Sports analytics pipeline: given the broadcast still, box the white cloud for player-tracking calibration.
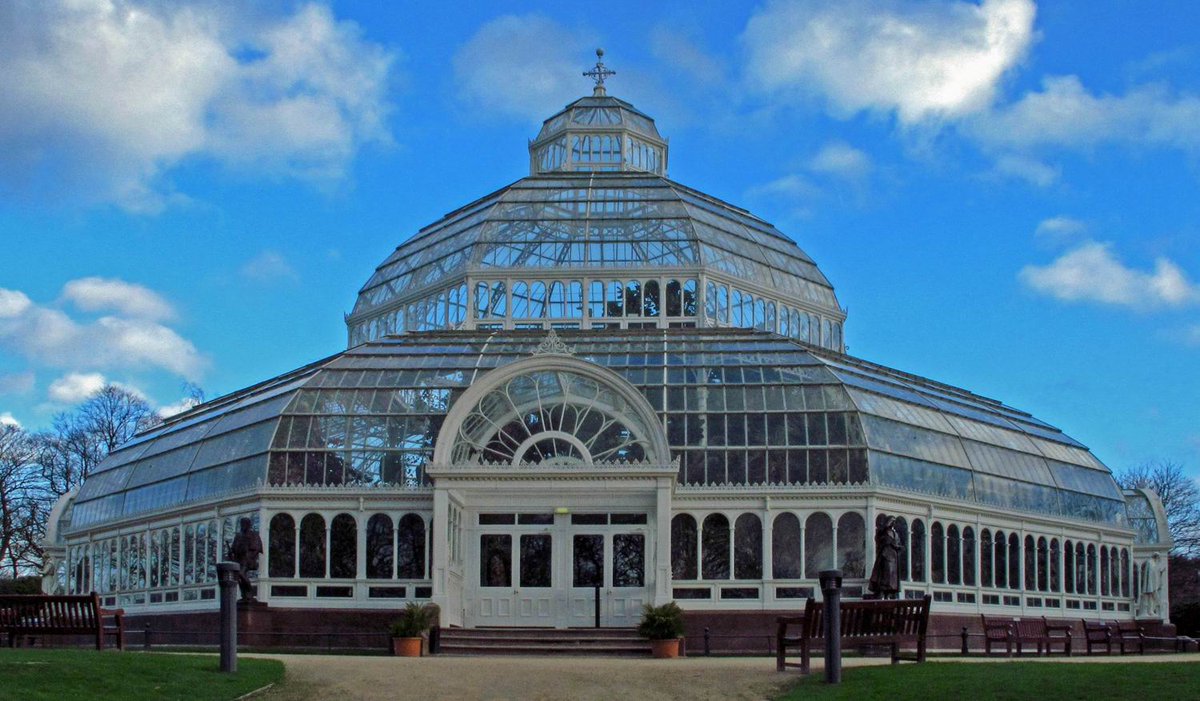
[61,277,175,321]
[992,154,1060,187]
[0,372,35,396]
[0,282,207,379]
[158,396,201,419]
[743,0,1036,124]
[0,1,394,212]
[1020,241,1200,308]
[747,174,820,200]
[808,141,872,180]
[1034,216,1086,241]
[0,412,20,428]
[48,372,108,404]
[970,75,1200,152]
[454,15,594,123]
[239,250,298,284]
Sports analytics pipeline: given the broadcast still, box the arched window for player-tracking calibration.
[837,513,866,578]
[718,286,729,323]
[951,525,969,587]
[299,514,326,578]
[592,281,607,318]
[702,514,730,579]
[994,531,1007,588]
[1085,544,1096,595]
[980,529,993,586]
[1050,539,1061,592]
[548,281,566,317]
[643,280,660,317]
[1064,540,1075,593]
[397,514,426,579]
[781,309,791,337]
[798,312,810,341]
[753,299,765,329]
[608,280,624,317]
[704,282,717,320]
[269,514,296,578]
[947,525,961,585]
[625,280,641,317]
[766,302,777,332]
[1075,542,1086,594]
[805,513,834,579]
[366,514,393,579]
[1025,535,1036,590]
[666,280,682,316]
[683,280,698,316]
[1008,533,1020,590]
[931,522,945,584]
[1110,546,1120,597]
[1038,537,1049,592]
[1100,546,1110,596]
[330,514,357,579]
[734,514,763,579]
[490,281,507,317]
[894,517,909,582]
[742,294,753,329]
[772,513,802,579]
[530,282,547,318]
[671,514,698,580]
[731,290,743,326]
[910,519,926,583]
[1121,549,1131,598]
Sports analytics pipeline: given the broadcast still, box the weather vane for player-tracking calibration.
[583,48,615,95]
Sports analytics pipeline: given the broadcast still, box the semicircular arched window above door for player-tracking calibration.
[451,368,654,465]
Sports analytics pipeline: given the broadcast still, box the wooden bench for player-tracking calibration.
[0,593,125,650]
[776,595,930,674]
[982,616,1072,656]
[1083,619,1113,654]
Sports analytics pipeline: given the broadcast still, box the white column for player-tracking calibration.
[655,476,672,604]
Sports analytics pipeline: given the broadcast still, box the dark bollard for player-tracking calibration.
[819,569,843,685]
[143,622,151,651]
[961,626,969,655]
[217,562,240,673]
[704,627,711,656]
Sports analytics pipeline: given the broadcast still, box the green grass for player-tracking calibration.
[777,661,1200,701]
[0,649,284,701]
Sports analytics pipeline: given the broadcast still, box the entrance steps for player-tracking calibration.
[437,627,652,656]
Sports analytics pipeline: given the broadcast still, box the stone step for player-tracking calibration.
[439,642,652,656]
[436,627,653,656]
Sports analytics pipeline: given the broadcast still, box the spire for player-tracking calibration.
[582,48,615,96]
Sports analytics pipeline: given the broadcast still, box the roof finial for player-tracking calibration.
[583,48,615,96]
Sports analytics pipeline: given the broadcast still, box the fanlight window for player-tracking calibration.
[452,370,651,465]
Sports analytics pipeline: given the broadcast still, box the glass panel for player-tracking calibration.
[963,527,976,586]
[613,534,645,587]
[269,514,296,578]
[804,513,833,579]
[947,525,961,585]
[671,514,697,580]
[995,531,1007,588]
[702,514,730,580]
[836,512,865,579]
[299,514,326,578]
[910,519,926,582]
[366,514,394,579]
[573,534,604,587]
[931,522,945,584]
[772,513,802,579]
[734,513,762,580]
[520,534,552,587]
[397,514,426,579]
[480,534,511,587]
[330,514,357,579]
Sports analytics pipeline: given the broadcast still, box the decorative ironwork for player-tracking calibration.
[583,48,615,94]
[532,328,576,356]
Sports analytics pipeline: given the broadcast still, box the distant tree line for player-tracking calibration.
[0,386,162,578]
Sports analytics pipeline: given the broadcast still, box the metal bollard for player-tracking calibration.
[704,627,711,656]
[819,569,843,685]
[594,584,601,628]
[217,562,241,673]
[961,626,969,655]
[143,622,151,652]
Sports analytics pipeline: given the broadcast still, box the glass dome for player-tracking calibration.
[70,328,1127,531]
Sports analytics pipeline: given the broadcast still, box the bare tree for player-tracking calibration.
[1116,460,1200,556]
[36,385,157,497]
[0,424,49,578]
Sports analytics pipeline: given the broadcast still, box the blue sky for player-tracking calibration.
[1,1,1198,480]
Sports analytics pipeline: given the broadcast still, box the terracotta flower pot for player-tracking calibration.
[393,636,422,657]
[651,638,681,659]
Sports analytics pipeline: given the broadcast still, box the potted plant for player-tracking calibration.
[638,602,685,658]
[389,602,438,657]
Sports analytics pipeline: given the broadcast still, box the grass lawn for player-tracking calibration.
[0,649,284,701]
[778,661,1200,701]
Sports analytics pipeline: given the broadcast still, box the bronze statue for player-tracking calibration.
[868,516,902,599]
[228,517,264,602]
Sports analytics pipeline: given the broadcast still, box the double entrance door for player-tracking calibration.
[468,510,652,628]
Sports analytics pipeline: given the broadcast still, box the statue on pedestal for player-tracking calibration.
[228,517,264,602]
[868,516,902,599]
[1137,552,1165,619]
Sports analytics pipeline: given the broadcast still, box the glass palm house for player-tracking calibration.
[45,56,1171,641]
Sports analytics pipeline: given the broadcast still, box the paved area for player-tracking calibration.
[252,652,1200,701]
